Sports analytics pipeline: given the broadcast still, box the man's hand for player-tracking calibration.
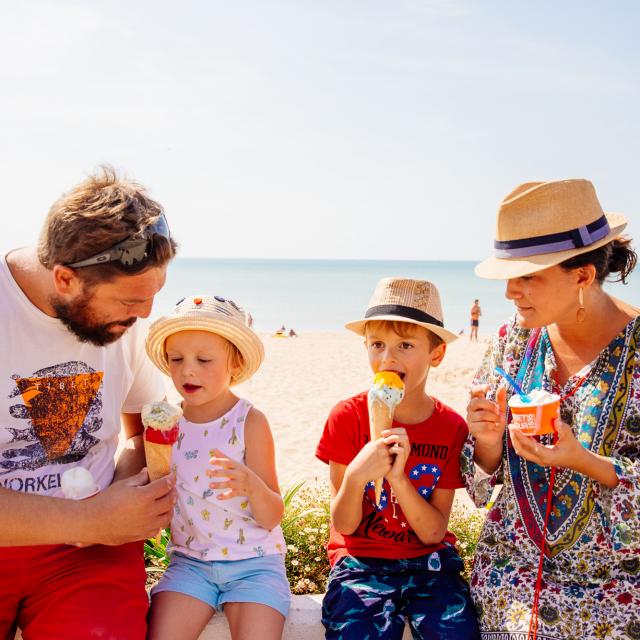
[78,468,176,546]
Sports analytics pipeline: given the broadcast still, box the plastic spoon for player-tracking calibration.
[494,366,530,403]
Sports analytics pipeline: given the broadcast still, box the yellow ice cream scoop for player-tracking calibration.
[372,371,404,390]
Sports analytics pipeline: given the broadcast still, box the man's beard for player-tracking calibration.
[52,292,137,347]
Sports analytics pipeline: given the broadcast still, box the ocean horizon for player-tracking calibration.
[154,258,639,336]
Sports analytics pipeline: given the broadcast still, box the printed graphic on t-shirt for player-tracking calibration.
[361,461,443,541]
[3,361,104,475]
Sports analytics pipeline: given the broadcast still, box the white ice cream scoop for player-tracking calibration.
[61,467,99,500]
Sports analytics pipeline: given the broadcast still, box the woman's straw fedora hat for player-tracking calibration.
[345,277,458,344]
[146,295,264,386]
[476,179,628,280]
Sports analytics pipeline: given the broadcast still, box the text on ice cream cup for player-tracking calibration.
[508,393,560,436]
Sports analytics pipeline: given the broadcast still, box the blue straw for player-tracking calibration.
[494,366,530,403]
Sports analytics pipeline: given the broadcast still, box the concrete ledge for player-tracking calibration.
[15,594,412,639]
[199,593,412,639]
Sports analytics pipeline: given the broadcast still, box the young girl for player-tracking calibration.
[145,295,290,640]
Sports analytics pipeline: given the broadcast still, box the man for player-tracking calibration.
[0,167,177,640]
[470,298,482,342]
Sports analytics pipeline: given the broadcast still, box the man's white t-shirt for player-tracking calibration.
[0,253,164,497]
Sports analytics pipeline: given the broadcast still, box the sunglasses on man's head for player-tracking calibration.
[66,214,171,271]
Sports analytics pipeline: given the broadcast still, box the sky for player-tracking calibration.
[1,1,638,261]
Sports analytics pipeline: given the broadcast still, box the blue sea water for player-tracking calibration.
[155,258,639,335]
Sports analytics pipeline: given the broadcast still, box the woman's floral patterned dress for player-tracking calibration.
[461,316,640,640]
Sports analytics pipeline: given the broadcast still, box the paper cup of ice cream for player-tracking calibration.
[508,389,560,436]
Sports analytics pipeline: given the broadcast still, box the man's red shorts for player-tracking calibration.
[0,542,148,640]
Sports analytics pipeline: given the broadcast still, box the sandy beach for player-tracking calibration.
[229,331,491,506]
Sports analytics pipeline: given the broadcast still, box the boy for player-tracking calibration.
[316,277,479,640]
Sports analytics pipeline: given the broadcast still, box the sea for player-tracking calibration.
[155,258,639,335]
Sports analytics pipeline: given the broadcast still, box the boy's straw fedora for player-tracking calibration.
[345,277,458,344]
[146,295,264,386]
[475,179,628,280]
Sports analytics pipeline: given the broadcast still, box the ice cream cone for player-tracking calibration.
[367,371,405,508]
[368,396,395,506]
[144,440,173,481]
[142,401,183,542]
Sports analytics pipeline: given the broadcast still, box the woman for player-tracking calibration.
[463,179,639,640]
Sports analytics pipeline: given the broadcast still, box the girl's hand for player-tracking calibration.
[508,419,586,470]
[207,448,258,500]
[467,384,507,448]
[346,438,393,486]
[381,427,410,482]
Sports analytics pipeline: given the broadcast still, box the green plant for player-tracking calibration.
[281,481,331,594]
[447,503,486,580]
[144,529,170,587]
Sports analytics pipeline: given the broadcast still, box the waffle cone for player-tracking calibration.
[368,397,395,507]
[144,440,172,481]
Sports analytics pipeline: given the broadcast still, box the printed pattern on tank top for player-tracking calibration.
[169,398,286,561]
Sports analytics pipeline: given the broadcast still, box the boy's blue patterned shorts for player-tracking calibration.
[322,545,480,640]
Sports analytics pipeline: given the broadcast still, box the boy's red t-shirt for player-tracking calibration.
[316,392,468,566]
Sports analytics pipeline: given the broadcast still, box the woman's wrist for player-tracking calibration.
[571,447,619,488]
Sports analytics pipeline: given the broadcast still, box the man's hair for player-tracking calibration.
[37,166,177,286]
[364,319,444,349]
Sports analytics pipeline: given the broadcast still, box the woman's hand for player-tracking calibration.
[508,419,587,470]
[467,384,507,447]
[381,427,410,483]
[466,384,507,475]
[207,448,260,500]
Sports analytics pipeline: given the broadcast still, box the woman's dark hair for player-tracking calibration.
[560,237,637,284]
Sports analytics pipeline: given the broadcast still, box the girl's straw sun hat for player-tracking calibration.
[475,178,628,280]
[146,295,264,386]
[345,277,458,344]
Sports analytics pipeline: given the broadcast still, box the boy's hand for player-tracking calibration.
[382,427,410,482]
[207,448,259,500]
[345,439,393,486]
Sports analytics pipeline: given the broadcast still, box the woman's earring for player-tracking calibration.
[577,287,586,323]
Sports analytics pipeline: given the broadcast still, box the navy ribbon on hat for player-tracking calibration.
[494,215,610,258]
[365,304,443,327]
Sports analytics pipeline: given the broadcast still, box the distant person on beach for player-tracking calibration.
[316,277,480,639]
[470,298,481,341]
[0,167,177,640]
[288,328,297,337]
[464,179,639,639]
[145,296,290,640]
